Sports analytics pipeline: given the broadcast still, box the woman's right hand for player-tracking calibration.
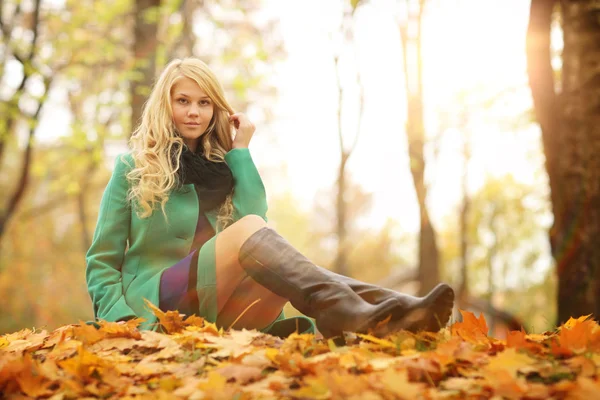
[230,113,256,149]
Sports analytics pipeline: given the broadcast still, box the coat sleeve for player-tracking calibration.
[224,148,268,221]
[85,154,138,322]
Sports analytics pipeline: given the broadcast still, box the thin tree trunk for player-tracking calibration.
[331,5,365,276]
[458,121,471,302]
[0,81,48,244]
[332,54,349,276]
[131,0,160,136]
[168,0,197,60]
[77,157,100,252]
[487,207,498,334]
[400,0,440,296]
[0,0,41,169]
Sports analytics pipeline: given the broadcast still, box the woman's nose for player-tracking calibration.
[187,104,200,116]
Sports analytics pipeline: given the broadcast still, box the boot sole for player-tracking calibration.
[317,296,402,339]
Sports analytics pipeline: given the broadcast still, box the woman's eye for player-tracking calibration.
[178,98,188,104]
[201,100,210,105]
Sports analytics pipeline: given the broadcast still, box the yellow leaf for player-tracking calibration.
[485,348,535,378]
[144,298,186,334]
[197,371,227,391]
[266,348,280,364]
[377,368,425,399]
[356,333,396,348]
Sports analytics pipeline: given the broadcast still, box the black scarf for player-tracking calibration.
[175,144,234,212]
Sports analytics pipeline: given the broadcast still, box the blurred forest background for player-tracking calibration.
[1,0,598,336]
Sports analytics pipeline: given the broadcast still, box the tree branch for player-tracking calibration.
[0,76,53,243]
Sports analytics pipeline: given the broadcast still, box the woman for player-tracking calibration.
[85,57,455,338]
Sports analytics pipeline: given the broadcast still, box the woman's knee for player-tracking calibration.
[235,214,267,230]
[230,214,267,238]
[219,214,267,251]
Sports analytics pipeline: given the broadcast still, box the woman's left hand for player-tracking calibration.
[230,113,256,149]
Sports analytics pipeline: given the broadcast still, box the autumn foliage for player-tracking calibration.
[1,307,600,399]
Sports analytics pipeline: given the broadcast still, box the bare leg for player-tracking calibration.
[214,215,287,329]
[217,275,287,330]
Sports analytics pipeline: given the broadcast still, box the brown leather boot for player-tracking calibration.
[319,268,455,333]
[238,228,401,338]
[238,227,454,337]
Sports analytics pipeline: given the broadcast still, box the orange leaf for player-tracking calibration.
[563,314,592,329]
[558,319,600,354]
[451,310,489,344]
[506,329,543,354]
[144,298,186,334]
[73,321,106,345]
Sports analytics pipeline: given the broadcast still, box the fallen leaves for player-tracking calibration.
[1,309,600,399]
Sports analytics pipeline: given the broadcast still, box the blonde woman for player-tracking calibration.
[85,57,455,338]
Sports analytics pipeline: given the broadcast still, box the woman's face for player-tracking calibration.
[171,76,214,152]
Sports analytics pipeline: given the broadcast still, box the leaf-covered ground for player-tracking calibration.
[1,304,599,399]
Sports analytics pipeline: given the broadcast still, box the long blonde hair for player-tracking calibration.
[127,58,235,229]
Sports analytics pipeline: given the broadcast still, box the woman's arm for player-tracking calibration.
[85,154,138,322]
[224,148,268,221]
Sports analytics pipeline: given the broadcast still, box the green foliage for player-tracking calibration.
[439,172,555,332]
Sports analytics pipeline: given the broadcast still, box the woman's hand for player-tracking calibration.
[230,113,256,149]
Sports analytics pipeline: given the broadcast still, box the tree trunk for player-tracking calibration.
[400,1,440,296]
[527,0,600,323]
[331,5,365,276]
[458,121,471,302]
[131,0,160,136]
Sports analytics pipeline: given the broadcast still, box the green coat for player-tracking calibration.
[86,148,281,331]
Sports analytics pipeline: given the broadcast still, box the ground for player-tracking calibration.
[1,302,599,399]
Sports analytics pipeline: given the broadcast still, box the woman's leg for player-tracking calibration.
[214,215,287,329]
[217,275,286,330]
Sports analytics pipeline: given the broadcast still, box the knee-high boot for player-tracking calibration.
[238,227,401,338]
[238,227,454,337]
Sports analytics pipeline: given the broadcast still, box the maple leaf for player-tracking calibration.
[1,329,49,354]
[58,345,114,380]
[42,324,76,349]
[563,315,593,329]
[451,310,490,346]
[73,320,106,345]
[506,328,544,354]
[144,298,186,334]
[183,314,205,327]
[485,348,535,378]
[555,319,600,355]
[97,319,143,339]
